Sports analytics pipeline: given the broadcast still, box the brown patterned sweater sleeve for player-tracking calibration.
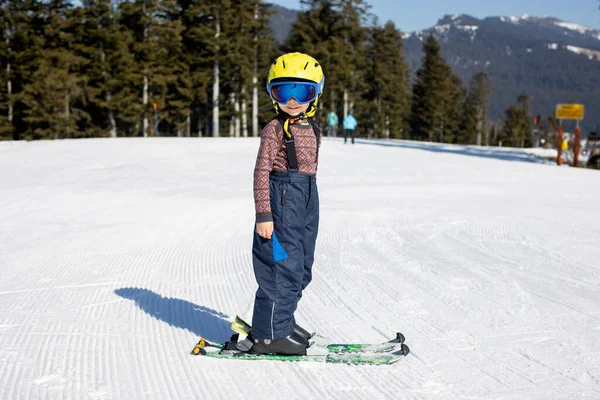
[253,120,281,223]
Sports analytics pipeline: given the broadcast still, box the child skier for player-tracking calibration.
[250,52,324,355]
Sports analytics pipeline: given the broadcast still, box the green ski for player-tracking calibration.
[191,316,410,365]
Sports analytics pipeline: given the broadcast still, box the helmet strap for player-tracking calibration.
[273,102,310,139]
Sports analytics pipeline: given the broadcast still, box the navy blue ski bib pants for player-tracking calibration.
[251,171,319,340]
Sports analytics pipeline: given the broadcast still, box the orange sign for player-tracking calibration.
[556,104,584,120]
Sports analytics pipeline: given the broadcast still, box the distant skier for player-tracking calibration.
[326,110,339,137]
[250,52,325,355]
[343,112,357,144]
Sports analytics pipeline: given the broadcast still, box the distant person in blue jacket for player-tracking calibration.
[326,111,339,137]
[343,113,357,144]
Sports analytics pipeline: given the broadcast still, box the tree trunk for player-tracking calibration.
[7,61,12,125]
[143,75,149,137]
[142,1,149,137]
[5,32,10,124]
[252,73,258,137]
[235,93,240,137]
[330,91,336,114]
[61,93,71,139]
[205,105,210,136]
[227,93,232,137]
[229,93,235,137]
[197,108,203,137]
[99,45,117,138]
[106,92,117,138]
[483,110,488,146]
[186,113,191,137]
[379,94,384,139]
[108,110,117,138]
[476,107,485,145]
[213,58,220,137]
[212,6,220,137]
[252,4,259,137]
[242,86,248,137]
[343,88,348,119]
[385,114,390,139]
[64,93,70,139]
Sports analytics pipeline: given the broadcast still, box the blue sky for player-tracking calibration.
[272,0,600,32]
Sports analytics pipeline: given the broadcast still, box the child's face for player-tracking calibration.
[278,99,309,117]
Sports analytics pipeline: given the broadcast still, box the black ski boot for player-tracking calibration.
[293,323,312,344]
[250,332,308,356]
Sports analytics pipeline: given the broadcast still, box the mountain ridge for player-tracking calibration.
[269,5,600,132]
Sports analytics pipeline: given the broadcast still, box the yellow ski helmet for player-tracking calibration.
[267,52,324,118]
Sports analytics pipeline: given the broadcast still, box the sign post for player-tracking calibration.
[573,122,581,167]
[153,103,159,137]
[557,120,563,165]
[555,104,584,167]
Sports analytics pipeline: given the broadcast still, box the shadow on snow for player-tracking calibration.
[114,287,231,343]
[355,139,552,165]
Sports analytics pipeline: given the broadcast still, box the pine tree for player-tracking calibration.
[78,0,139,137]
[177,0,275,137]
[489,125,497,146]
[4,0,46,140]
[21,0,89,139]
[119,0,151,137]
[156,0,191,137]
[515,94,532,148]
[178,0,216,136]
[500,105,521,147]
[457,72,491,145]
[471,72,491,145]
[500,94,532,147]
[0,0,11,139]
[285,0,340,114]
[410,34,459,142]
[119,0,173,137]
[252,2,277,136]
[220,1,259,137]
[335,0,369,122]
[458,96,477,144]
[285,0,370,124]
[544,115,559,148]
[441,74,465,144]
[362,20,410,138]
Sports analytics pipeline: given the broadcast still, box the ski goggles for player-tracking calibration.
[268,81,320,105]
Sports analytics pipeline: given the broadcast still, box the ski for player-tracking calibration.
[230,315,406,354]
[327,332,406,354]
[190,316,410,365]
[197,347,407,365]
[191,337,409,365]
[232,315,251,336]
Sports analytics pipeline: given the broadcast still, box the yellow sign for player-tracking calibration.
[556,104,584,120]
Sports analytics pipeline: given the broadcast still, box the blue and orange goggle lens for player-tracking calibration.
[269,82,318,105]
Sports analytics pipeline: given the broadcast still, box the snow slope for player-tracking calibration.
[1,137,599,399]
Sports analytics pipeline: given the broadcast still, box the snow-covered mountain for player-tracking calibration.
[270,7,600,132]
[409,14,600,56]
[402,14,600,132]
[499,14,600,43]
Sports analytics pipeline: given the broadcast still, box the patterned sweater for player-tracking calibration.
[253,119,320,223]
